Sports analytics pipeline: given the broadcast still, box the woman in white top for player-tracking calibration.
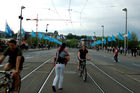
[52,43,70,92]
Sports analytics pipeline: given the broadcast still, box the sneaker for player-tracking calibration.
[52,86,56,92]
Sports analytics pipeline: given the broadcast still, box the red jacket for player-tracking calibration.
[115,49,118,55]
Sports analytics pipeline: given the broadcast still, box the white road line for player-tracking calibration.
[133,63,140,67]
[25,57,33,59]
[76,55,104,93]
[38,68,54,93]
[0,65,4,67]
[90,62,134,93]
[87,72,105,93]
[21,57,53,81]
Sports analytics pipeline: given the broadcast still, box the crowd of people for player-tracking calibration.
[96,46,139,57]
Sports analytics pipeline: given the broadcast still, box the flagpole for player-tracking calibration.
[101,25,104,50]
[122,8,127,55]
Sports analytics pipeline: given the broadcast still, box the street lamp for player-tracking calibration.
[19,6,25,46]
[122,8,127,55]
[101,25,104,50]
[46,24,49,32]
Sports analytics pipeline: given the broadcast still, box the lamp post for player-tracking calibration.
[19,6,25,46]
[46,24,49,32]
[122,8,127,55]
[101,25,104,50]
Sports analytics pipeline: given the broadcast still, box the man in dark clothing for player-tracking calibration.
[0,39,24,93]
[77,45,90,70]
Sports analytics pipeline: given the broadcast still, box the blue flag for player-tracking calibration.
[57,36,60,39]
[47,36,54,42]
[128,31,133,40]
[42,34,46,40]
[31,30,36,37]
[91,36,95,40]
[21,28,25,37]
[119,33,124,40]
[38,32,43,39]
[112,35,116,41]
[5,22,13,36]
[97,40,102,44]
[91,40,102,47]
[108,36,112,42]
[103,38,107,44]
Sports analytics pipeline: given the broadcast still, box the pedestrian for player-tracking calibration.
[52,43,70,92]
[120,46,123,54]
[134,48,137,57]
[114,47,118,62]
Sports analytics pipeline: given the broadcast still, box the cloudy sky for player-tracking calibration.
[0,0,140,39]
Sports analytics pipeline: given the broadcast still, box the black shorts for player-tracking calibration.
[8,56,24,70]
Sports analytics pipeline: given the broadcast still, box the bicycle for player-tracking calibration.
[0,71,21,93]
[78,59,87,82]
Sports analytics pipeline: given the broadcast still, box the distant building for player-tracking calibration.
[0,30,6,37]
[80,37,93,48]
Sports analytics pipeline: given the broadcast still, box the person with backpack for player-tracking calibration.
[52,43,70,92]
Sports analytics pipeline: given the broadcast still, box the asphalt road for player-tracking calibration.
[0,48,140,93]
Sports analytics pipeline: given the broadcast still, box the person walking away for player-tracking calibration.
[0,39,24,93]
[134,48,137,57]
[52,43,70,92]
[114,47,118,62]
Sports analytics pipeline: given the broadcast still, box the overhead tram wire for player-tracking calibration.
[80,0,88,26]
[68,0,77,35]
[51,0,68,25]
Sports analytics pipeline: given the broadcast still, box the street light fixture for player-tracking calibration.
[19,6,25,46]
[122,8,127,55]
[101,25,104,50]
[46,24,49,32]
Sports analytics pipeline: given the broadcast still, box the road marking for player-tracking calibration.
[90,62,134,93]
[133,63,140,67]
[21,57,53,81]
[38,68,54,93]
[25,57,33,59]
[87,72,105,93]
[64,71,77,74]
[0,65,4,67]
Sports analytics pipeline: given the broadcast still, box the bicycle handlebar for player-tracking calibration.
[0,71,12,76]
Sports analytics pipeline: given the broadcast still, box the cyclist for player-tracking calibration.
[52,43,70,92]
[77,45,90,70]
[0,39,24,93]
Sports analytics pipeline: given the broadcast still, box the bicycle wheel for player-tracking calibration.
[83,68,87,82]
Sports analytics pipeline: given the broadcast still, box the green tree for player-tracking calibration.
[66,39,79,48]
[128,32,139,49]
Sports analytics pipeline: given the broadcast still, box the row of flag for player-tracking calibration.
[5,22,133,47]
[31,30,62,45]
[91,32,133,47]
[5,22,62,45]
